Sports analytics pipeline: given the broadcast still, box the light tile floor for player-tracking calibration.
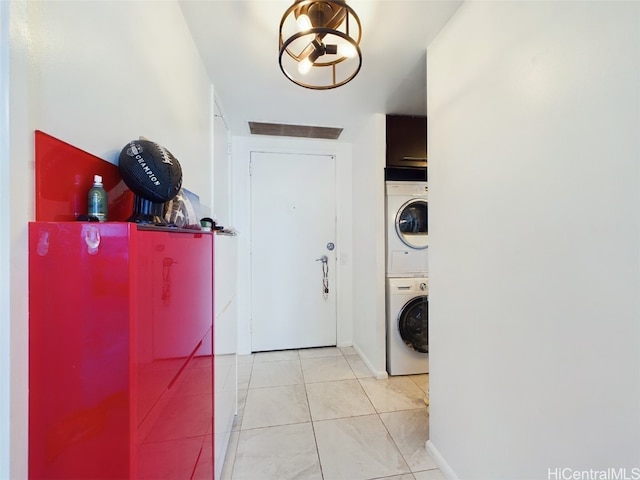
[220,347,445,480]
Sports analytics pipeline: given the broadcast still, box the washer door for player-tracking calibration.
[398,295,429,353]
[395,198,428,249]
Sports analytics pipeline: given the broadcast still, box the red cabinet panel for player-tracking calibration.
[34,130,134,222]
[29,222,214,479]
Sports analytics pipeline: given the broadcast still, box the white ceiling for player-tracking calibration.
[179,0,463,141]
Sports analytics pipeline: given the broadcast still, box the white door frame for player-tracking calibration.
[249,151,337,352]
[232,137,353,356]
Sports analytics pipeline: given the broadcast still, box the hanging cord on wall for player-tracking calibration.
[316,255,329,300]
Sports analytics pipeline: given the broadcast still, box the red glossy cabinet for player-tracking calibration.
[28,222,214,479]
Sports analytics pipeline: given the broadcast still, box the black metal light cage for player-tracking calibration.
[279,0,362,90]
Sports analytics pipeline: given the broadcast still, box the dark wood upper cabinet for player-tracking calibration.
[386,115,427,168]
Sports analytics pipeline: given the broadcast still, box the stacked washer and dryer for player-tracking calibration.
[385,179,429,375]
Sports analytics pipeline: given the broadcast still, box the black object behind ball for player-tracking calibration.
[118,139,183,225]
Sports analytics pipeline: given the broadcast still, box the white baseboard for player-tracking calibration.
[352,344,388,379]
[426,440,459,480]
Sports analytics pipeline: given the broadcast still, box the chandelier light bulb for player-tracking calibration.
[298,58,313,75]
[337,42,357,58]
[297,13,312,31]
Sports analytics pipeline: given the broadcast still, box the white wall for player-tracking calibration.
[231,134,353,355]
[5,1,213,476]
[28,1,213,196]
[0,2,13,477]
[350,114,387,378]
[213,98,232,225]
[7,1,36,477]
[426,1,640,478]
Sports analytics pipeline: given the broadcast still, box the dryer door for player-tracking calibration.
[398,295,429,353]
[395,198,428,249]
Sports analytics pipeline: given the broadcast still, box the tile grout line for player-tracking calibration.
[226,353,255,480]
[227,348,433,480]
[304,347,359,480]
[302,354,325,480]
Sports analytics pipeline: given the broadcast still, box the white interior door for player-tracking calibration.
[250,151,336,352]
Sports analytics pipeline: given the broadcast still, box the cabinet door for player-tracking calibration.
[29,222,133,479]
[135,230,213,423]
[135,230,214,479]
[386,115,428,167]
[147,231,213,360]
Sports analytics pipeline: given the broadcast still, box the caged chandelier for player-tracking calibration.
[278,0,362,90]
